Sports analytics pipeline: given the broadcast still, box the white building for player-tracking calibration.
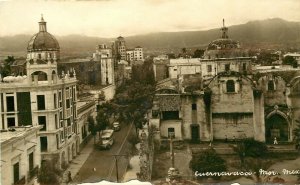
[126,46,144,64]
[93,44,114,85]
[0,126,42,185]
[283,52,300,65]
[0,16,79,168]
[77,100,96,147]
[168,58,202,79]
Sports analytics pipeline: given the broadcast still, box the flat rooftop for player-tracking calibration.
[0,126,41,144]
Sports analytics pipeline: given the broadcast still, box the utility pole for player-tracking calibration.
[114,156,119,182]
[110,154,127,182]
[169,133,175,168]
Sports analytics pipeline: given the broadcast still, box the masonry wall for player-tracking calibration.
[257,75,286,106]
[181,95,210,141]
[209,75,255,140]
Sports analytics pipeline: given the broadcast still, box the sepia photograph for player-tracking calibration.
[1,0,300,184]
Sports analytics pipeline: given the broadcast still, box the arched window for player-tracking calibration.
[268,80,275,91]
[226,80,235,93]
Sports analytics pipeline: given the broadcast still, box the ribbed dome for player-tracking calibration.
[207,38,240,50]
[27,32,59,52]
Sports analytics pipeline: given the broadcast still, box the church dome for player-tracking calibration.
[27,16,59,52]
[27,32,59,52]
[203,19,247,59]
[207,38,240,50]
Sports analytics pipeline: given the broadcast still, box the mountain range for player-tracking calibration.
[1,18,300,58]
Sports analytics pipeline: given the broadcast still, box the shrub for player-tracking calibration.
[189,149,226,180]
[243,138,268,157]
[127,132,140,146]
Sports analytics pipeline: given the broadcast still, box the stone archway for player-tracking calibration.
[265,113,289,143]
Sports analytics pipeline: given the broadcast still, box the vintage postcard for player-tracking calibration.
[0,0,300,185]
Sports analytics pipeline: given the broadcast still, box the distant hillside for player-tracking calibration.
[1,18,300,58]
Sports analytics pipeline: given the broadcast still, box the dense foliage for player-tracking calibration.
[0,56,14,78]
[189,149,226,179]
[37,160,62,185]
[283,56,298,68]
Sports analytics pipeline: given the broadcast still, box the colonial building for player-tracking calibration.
[0,126,41,185]
[0,16,79,168]
[150,20,300,144]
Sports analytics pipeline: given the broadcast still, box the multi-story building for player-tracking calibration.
[126,46,144,65]
[0,16,79,168]
[112,36,127,62]
[92,44,114,85]
[0,126,42,185]
[77,100,96,148]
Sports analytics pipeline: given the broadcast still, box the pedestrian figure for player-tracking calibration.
[68,171,72,183]
[209,140,212,147]
[93,167,96,172]
[233,136,236,143]
[274,137,278,145]
[225,135,228,143]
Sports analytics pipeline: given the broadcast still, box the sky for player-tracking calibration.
[0,0,300,38]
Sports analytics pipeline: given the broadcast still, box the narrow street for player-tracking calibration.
[72,123,134,183]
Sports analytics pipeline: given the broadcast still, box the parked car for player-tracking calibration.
[113,122,121,131]
[96,129,114,149]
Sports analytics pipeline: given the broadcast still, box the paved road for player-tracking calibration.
[73,123,133,183]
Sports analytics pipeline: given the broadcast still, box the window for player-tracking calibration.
[40,137,48,152]
[13,162,20,183]
[54,94,57,109]
[207,65,212,73]
[243,63,247,71]
[38,116,46,131]
[29,152,34,171]
[37,95,45,110]
[192,103,197,110]
[226,80,235,93]
[55,114,58,129]
[66,99,70,109]
[225,64,230,71]
[268,80,275,91]
[6,96,15,112]
[7,117,15,127]
[67,118,71,126]
[168,128,175,138]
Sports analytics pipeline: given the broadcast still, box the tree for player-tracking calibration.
[1,56,15,78]
[283,56,298,68]
[193,49,205,58]
[37,160,62,185]
[243,138,268,158]
[96,109,109,137]
[189,149,226,180]
[244,158,273,183]
[231,138,267,167]
[88,116,97,144]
